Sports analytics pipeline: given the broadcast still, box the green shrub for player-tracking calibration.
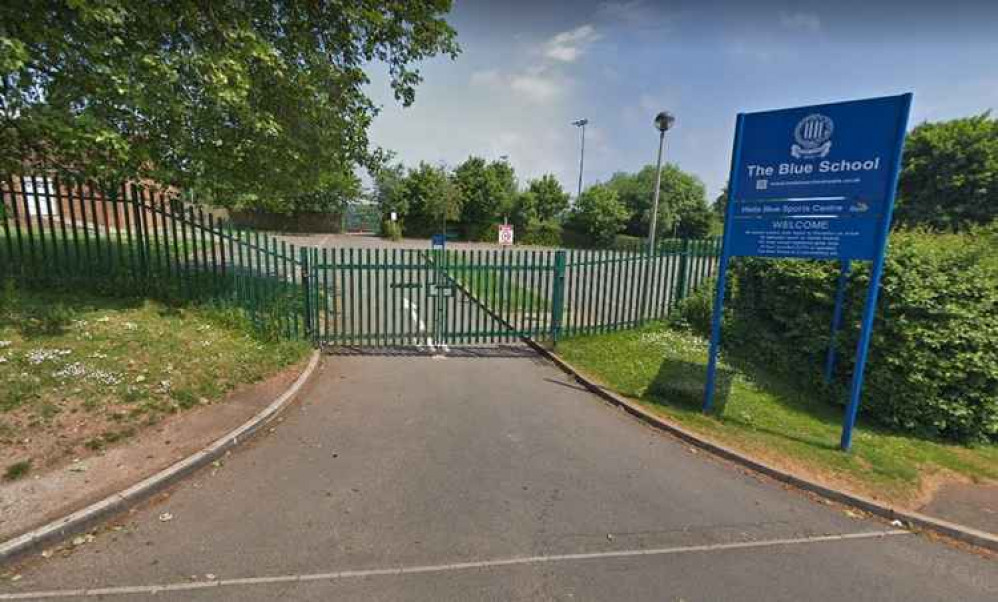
[520,220,563,246]
[675,277,717,336]
[721,225,998,442]
[382,220,403,241]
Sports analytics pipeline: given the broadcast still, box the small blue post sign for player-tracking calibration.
[703,94,912,451]
[431,233,446,249]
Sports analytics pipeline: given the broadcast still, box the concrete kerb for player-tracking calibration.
[526,338,998,554]
[0,350,322,566]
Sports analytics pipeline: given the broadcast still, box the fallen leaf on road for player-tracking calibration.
[159,513,174,522]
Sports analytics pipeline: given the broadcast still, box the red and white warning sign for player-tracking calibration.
[498,224,514,246]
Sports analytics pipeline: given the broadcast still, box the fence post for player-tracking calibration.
[300,247,314,346]
[128,184,149,290]
[550,250,567,347]
[676,237,691,303]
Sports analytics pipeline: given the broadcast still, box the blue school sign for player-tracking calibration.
[703,94,912,451]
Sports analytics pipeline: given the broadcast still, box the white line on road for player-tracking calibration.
[0,530,909,599]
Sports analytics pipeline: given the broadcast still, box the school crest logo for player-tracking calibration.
[791,114,833,159]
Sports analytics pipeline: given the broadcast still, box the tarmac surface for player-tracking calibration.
[1,350,995,601]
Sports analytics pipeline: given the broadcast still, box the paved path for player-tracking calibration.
[2,350,996,601]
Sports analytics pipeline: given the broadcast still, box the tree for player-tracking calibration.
[400,162,459,237]
[527,175,569,221]
[226,167,360,216]
[676,202,715,238]
[603,164,713,238]
[0,1,459,203]
[453,157,517,240]
[373,163,408,220]
[896,113,998,231]
[571,184,629,247]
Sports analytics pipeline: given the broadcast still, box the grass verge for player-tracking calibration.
[557,321,998,505]
[0,282,309,480]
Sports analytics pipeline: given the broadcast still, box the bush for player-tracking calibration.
[720,226,998,442]
[675,277,716,336]
[520,220,562,246]
[382,220,403,241]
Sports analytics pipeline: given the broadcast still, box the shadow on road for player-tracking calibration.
[322,344,539,359]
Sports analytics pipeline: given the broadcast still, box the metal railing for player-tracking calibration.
[0,176,307,340]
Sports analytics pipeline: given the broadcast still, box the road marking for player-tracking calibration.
[0,530,908,599]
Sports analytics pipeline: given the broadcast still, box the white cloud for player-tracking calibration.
[471,66,565,104]
[510,72,563,103]
[779,12,821,33]
[543,24,601,63]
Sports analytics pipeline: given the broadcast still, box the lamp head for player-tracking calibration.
[572,119,589,127]
[654,111,675,132]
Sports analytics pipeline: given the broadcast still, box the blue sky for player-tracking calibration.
[365,0,998,199]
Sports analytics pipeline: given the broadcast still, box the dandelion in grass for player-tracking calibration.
[53,362,87,380]
[26,349,72,364]
[89,369,122,387]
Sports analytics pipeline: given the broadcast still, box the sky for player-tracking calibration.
[364,0,998,199]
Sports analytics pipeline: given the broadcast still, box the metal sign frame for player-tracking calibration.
[702,93,913,451]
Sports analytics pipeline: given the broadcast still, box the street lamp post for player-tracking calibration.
[572,119,588,204]
[647,111,675,254]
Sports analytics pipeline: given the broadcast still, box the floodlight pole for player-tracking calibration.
[572,119,588,203]
[648,111,674,254]
[648,130,666,254]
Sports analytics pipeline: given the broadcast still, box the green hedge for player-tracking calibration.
[680,225,998,443]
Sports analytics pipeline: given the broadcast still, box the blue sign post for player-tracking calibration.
[703,94,912,451]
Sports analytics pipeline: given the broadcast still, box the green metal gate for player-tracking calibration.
[305,248,566,348]
[303,241,720,349]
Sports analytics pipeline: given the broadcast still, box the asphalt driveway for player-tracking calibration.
[1,349,995,600]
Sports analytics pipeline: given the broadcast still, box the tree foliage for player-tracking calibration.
[527,174,570,221]
[399,162,459,237]
[0,1,459,202]
[570,184,629,247]
[603,164,714,238]
[509,174,568,243]
[373,162,408,219]
[453,157,517,240]
[895,113,998,231]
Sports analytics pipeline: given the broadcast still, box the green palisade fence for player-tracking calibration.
[0,177,307,341]
[306,241,721,348]
[1,175,720,348]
